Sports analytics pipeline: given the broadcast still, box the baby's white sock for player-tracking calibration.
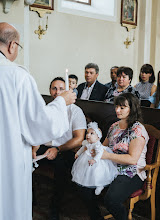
[95,186,104,195]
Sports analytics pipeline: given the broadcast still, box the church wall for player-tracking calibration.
[29,0,141,94]
[154,0,160,80]
[0,0,159,95]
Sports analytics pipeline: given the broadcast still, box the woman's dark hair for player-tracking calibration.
[155,71,160,108]
[114,93,143,129]
[117,66,133,81]
[139,64,155,83]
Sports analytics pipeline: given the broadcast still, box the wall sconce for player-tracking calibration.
[3,0,18,13]
[124,29,135,49]
[35,16,48,40]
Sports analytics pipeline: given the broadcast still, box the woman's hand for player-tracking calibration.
[101,150,109,159]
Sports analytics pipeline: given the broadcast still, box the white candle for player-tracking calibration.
[65,68,69,91]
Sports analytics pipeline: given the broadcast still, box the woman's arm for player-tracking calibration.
[103,137,109,146]
[101,137,145,165]
[150,84,157,96]
[76,145,86,156]
[150,103,155,108]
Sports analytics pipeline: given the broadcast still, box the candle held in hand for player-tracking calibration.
[65,69,69,91]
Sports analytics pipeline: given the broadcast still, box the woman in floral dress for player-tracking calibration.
[77,93,149,220]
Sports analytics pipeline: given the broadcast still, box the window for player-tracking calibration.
[57,0,117,22]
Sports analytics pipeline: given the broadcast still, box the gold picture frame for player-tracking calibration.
[30,0,54,17]
[121,0,138,31]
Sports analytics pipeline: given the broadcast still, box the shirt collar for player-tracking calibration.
[0,51,7,58]
[84,80,97,89]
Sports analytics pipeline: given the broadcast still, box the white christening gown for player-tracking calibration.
[71,140,118,187]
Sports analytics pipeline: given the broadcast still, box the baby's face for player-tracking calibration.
[86,128,99,144]
[69,78,77,90]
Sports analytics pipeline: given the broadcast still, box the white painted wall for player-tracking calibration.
[29,0,142,95]
[0,0,159,95]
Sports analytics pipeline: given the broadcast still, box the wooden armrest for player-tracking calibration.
[144,162,160,171]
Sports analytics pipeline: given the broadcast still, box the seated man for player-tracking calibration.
[77,63,108,101]
[33,77,87,220]
[105,66,118,90]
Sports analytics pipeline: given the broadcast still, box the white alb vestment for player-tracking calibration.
[0,53,69,220]
[72,140,118,187]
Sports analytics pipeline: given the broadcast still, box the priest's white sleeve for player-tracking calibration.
[17,70,69,146]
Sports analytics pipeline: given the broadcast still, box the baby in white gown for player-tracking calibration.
[71,122,118,195]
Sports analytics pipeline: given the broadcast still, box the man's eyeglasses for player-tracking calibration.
[15,42,23,50]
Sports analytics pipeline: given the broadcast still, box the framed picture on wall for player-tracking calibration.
[31,0,54,10]
[121,0,138,31]
[65,0,91,5]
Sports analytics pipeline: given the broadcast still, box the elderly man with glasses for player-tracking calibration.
[0,22,76,220]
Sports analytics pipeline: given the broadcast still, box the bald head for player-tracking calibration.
[0,22,19,46]
[0,22,20,61]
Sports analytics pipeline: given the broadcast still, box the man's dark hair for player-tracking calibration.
[85,63,99,74]
[69,74,78,83]
[139,64,155,83]
[0,28,19,46]
[114,93,143,129]
[110,66,119,70]
[49,77,65,89]
[117,66,133,81]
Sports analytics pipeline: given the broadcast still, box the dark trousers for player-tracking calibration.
[76,175,143,220]
[37,145,75,206]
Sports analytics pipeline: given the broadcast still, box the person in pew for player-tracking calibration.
[69,74,78,95]
[104,66,140,103]
[32,77,87,220]
[135,64,156,100]
[77,63,108,101]
[71,121,118,196]
[105,66,118,90]
[77,93,149,220]
[0,22,76,220]
[149,71,160,109]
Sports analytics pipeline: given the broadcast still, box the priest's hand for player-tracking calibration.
[45,147,58,160]
[60,90,76,105]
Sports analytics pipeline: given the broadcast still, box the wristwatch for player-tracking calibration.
[55,146,60,154]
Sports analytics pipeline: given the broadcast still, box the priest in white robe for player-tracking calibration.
[0,22,76,220]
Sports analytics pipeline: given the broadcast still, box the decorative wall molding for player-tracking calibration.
[3,0,17,13]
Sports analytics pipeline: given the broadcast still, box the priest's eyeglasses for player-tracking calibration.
[15,42,23,51]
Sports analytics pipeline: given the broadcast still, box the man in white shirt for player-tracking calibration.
[0,22,76,220]
[77,63,108,101]
[33,77,87,220]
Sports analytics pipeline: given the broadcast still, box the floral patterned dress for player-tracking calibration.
[104,84,140,103]
[107,121,149,180]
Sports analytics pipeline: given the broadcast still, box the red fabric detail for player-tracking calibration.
[130,189,143,198]
[146,135,156,164]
